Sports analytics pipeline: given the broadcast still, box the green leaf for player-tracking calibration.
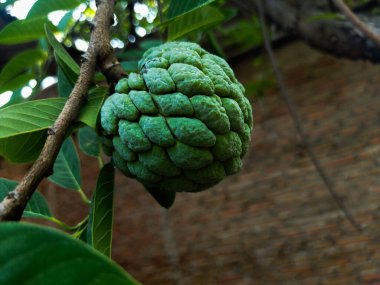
[57,11,74,33]
[166,0,217,20]
[78,127,101,157]
[0,99,63,163]
[87,164,115,257]
[79,87,108,129]
[117,49,144,61]
[0,17,49,44]
[0,178,51,219]
[139,39,162,50]
[49,137,81,191]
[0,130,48,163]
[27,0,82,19]
[55,54,79,85]
[57,66,73,98]
[167,6,224,41]
[95,72,106,83]
[0,49,46,88]
[45,25,80,86]
[0,223,140,285]
[0,96,105,163]
[218,18,262,55]
[120,61,139,72]
[220,7,238,21]
[0,73,34,95]
[0,98,65,140]
[45,25,80,79]
[0,87,107,163]
[145,187,176,209]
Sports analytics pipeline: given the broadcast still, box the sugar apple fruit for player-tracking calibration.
[100,41,253,193]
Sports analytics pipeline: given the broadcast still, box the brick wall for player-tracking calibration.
[2,41,380,285]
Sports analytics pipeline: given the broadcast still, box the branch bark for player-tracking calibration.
[332,0,380,46]
[258,0,380,63]
[0,0,125,221]
[256,0,363,232]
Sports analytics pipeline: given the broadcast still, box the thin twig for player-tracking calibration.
[0,0,125,221]
[256,0,362,232]
[332,0,380,46]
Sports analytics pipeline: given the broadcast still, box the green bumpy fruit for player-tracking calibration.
[100,41,253,193]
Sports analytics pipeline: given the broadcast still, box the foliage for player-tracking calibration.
[0,222,140,285]
[0,0,262,283]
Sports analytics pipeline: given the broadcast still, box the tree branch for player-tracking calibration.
[259,0,380,63]
[332,0,380,46]
[0,0,125,221]
[256,0,363,232]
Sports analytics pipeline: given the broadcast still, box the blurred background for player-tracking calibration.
[0,0,380,284]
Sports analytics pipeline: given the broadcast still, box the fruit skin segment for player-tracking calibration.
[100,41,253,193]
